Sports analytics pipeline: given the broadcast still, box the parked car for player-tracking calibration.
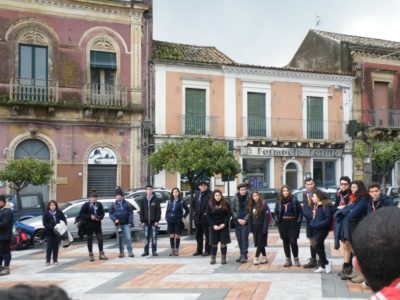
[385,187,400,206]
[5,193,45,223]
[17,198,141,247]
[292,187,337,202]
[125,188,171,232]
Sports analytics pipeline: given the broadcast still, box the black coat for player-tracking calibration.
[140,194,161,224]
[42,210,67,237]
[367,194,395,214]
[207,202,231,227]
[274,196,303,224]
[0,207,13,241]
[79,201,105,230]
[310,203,332,231]
[191,190,212,224]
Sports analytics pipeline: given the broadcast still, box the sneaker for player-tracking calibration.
[99,252,108,260]
[192,251,202,256]
[128,253,135,258]
[45,262,51,266]
[0,267,10,276]
[141,252,149,257]
[361,281,370,289]
[314,266,326,273]
[201,251,210,256]
[89,253,95,262]
[253,257,259,265]
[325,261,332,274]
[152,253,158,257]
[53,261,58,265]
[240,255,248,263]
[119,253,125,258]
[260,256,268,264]
[235,256,242,263]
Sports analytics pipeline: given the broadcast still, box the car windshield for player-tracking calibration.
[127,191,171,204]
[59,202,73,211]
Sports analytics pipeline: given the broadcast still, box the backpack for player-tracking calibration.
[11,226,31,250]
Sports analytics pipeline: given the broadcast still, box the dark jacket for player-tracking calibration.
[140,194,161,224]
[230,192,250,222]
[79,201,105,229]
[166,198,189,224]
[334,189,351,208]
[109,199,134,225]
[191,190,212,224]
[246,201,271,234]
[310,203,332,231]
[207,202,231,227]
[274,196,303,224]
[333,196,368,248]
[42,210,67,237]
[367,194,395,214]
[0,207,13,241]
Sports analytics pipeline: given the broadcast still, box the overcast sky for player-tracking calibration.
[153,0,400,67]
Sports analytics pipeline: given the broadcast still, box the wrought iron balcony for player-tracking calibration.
[372,109,400,128]
[242,117,344,140]
[180,114,218,136]
[83,83,128,106]
[9,78,58,102]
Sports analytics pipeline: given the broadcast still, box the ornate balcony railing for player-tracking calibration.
[180,114,218,136]
[83,83,128,106]
[372,109,400,128]
[242,117,344,140]
[9,78,58,102]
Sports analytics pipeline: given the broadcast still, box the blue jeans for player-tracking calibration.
[117,224,132,254]
[144,223,157,254]
[235,224,249,257]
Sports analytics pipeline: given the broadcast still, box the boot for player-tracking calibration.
[169,249,175,256]
[174,249,179,256]
[235,255,242,263]
[346,269,359,279]
[210,255,216,265]
[253,257,259,265]
[337,265,346,277]
[294,257,301,267]
[303,258,317,268]
[351,273,365,284]
[89,253,95,262]
[341,266,353,280]
[240,254,248,263]
[283,258,292,267]
[99,251,108,260]
[0,267,10,276]
[221,255,227,265]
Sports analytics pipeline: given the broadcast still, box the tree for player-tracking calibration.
[353,130,400,187]
[0,158,53,201]
[148,137,241,233]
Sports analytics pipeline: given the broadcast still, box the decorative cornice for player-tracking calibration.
[222,65,354,84]
[19,30,48,45]
[91,38,115,51]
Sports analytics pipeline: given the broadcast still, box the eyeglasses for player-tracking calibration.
[340,183,349,186]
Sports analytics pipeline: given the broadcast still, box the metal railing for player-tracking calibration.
[242,117,344,140]
[83,83,128,106]
[180,114,218,136]
[9,78,58,102]
[372,109,400,128]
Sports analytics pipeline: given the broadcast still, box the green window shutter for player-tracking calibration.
[247,92,266,136]
[307,96,323,139]
[185,88,206,135]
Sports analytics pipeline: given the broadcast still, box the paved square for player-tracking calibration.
[0,228,371,299]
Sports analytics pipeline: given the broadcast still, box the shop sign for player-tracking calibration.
[241,147,343,158]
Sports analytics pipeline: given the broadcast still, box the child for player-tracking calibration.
[246,191,272,265]
[310,190,333,273]
[206,190,231,264]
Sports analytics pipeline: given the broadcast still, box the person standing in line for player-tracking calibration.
[310,190,333,273]
[335,180,368,280]
[140,185,161,257]
[0,195,13,275]
[109,187,134,258]
[166,187,189,256]
[191,181,213,256]
[231,183,250,263]
[334,176,352,276]
[274,185,302,267]
[207,190,231,265]
[246,191,272,265]
[42,200,66,266]
[302,177,319,269]
[79,189,108,261]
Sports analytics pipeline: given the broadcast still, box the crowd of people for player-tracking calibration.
[0,178,399,299]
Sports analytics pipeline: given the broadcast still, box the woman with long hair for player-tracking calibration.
[335,180,368,280]
[42,200,66,266]
[206,190,231,264]
[246,191,272,265]
[310,190,333,273]
[166,187,189,256]
[274,185,302,267]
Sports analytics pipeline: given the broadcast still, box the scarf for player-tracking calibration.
[49,210,57,222]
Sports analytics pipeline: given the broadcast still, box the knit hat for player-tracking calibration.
[115,187,124,196]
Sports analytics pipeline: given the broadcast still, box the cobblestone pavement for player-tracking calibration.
[0,228,371,300]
